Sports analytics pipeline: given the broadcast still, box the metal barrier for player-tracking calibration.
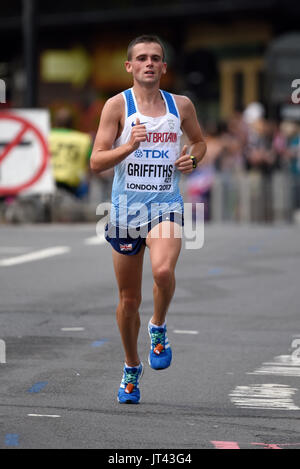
[210,170,295,223]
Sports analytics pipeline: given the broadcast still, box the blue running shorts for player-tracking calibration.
[105,212,184,256]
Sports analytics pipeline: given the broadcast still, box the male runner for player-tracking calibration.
[91,35,206,404]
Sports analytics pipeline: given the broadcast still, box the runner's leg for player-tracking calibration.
[146,221,182,326]
[112,246,146,366]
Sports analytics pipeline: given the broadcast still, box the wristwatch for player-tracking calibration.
[190,155,198,169]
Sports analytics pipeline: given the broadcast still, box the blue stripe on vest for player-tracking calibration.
[124,89,136,117]
[161,90,179,118]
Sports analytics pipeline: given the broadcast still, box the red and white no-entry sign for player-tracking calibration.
[0,110,55,196]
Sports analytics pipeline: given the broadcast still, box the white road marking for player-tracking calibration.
[0,340,6,364]
[84,234,105,245]
[248,355,300,377]
[0,246,71,267]
[61,327,85,332]
[230,384,300,410]
[0,247,31,254]
[230,349,300,411]
[27,414,61,418]
[173,330,199,335]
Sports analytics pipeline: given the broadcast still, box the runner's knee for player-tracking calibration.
[119,294,142,315]
[153,266,174,288]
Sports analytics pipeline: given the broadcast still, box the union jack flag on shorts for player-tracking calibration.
[120,243,133,252]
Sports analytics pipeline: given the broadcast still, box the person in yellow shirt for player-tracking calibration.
[49,108,92,198]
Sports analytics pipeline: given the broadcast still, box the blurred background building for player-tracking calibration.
[1,0,300,224]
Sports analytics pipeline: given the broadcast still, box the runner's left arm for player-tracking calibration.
[175,96,207,174]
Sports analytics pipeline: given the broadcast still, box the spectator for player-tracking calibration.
[227,106,248,150]
[214,121,244,221]
[185,122,221,221]
[49,108,92,199]
[280,120,300,214]
[215,120,244,173]
[243,103,276,222]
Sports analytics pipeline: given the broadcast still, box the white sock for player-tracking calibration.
[149,320,166,329]
[125,362,141,369]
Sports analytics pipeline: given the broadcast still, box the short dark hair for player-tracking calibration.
[54,107,74,129]
[127,35,165,61]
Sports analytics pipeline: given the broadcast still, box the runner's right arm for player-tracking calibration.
[90,95,147,173]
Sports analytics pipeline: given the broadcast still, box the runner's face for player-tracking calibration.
[125,43,167,85]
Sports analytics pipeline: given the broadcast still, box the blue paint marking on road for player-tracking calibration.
[5,434,19,447]
[248,246,261,253]
[208,268,223,275]
[28,381,48,393]
[91,339,109,347]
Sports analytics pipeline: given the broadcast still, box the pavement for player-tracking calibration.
[0,221,300,450]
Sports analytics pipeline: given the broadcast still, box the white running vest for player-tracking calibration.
[111,88,183,228]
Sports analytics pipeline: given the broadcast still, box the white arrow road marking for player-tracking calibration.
[230,349,300,411]
[0,246,70,266]
[247,355,300,377]
[230,384,300,410]
[173,330,199,335]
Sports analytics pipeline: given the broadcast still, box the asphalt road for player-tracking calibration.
[0,221,300,450]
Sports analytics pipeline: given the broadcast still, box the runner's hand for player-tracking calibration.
[175,145,194,174]
[128,118,147,151]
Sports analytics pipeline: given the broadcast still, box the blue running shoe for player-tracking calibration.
[148,322,172,370]
[118,362,144,404]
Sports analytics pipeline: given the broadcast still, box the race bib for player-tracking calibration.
[125,148,175,193]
